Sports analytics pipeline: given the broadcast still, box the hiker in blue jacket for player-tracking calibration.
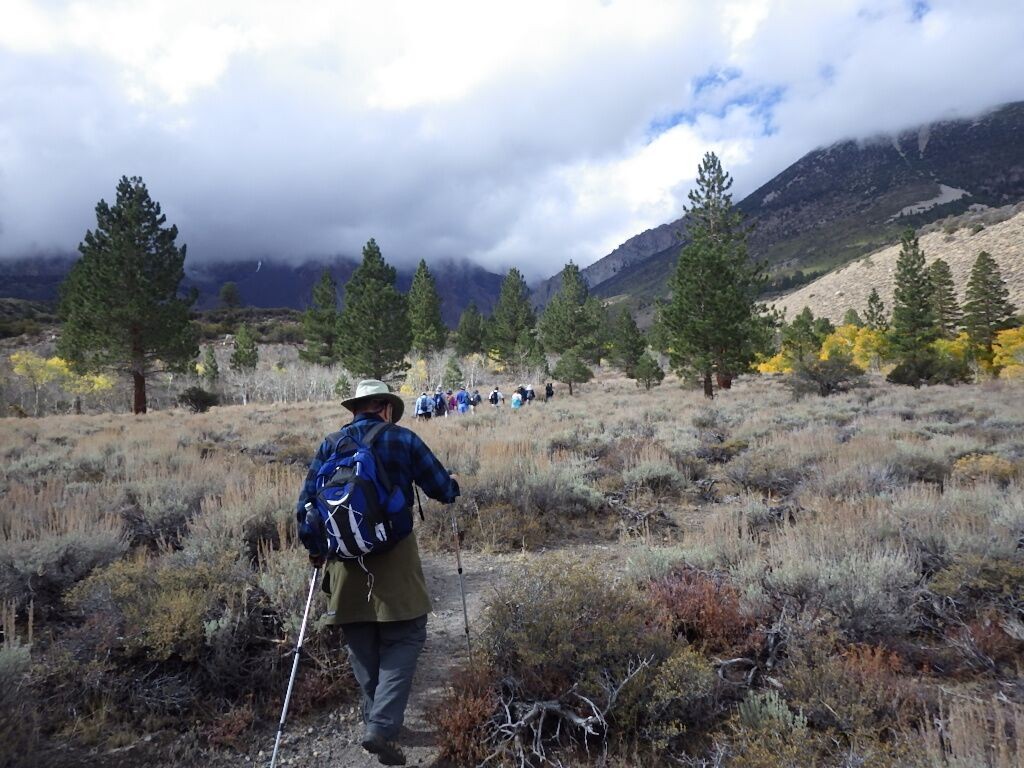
[455,385,470,414]
[297,380,459,766]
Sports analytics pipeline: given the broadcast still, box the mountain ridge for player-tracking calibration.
[540,100,1024,311]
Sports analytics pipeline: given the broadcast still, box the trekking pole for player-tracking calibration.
[269,565,319,768]
[450,505,473,663]
[415,487,472,662]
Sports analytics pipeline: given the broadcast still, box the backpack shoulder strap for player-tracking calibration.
[360,421,395,494]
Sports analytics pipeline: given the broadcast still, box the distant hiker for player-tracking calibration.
[296,379,459,767]
[488,386,504,407]
[455,385,470,415]
[433,387,447,418]
[414,391,432,420]
[515,384,527,402]
[524,384,535,405]
[511,390,523,410]
[470,389,482,411]
[446,390,457,414]
[544,382,554,402]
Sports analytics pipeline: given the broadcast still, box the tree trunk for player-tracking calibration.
[716,372,733,389]
[132,370,147,414]
[703,369,714,399]
[74,396,82,415]
[568,381,574,396]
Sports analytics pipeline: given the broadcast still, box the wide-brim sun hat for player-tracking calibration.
[341,379,405,423]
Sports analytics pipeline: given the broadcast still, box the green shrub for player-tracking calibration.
[0,532,127,615]
[623,461,687,495]
[726,449,807,496]
[66,551,253,663]
[177,386,219,413]
[787,354,866,398]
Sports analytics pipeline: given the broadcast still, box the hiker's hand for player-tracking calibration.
[309,554,326,568]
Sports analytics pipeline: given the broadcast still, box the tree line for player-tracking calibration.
[50,161,1021,414]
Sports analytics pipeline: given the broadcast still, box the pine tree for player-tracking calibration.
[57,176,198,414]
[219,282,242,309]
[609,306,647,376]
[781,307,834,368]
[299,270,340,365]
[336,238,412,380]
[864,288,888,331]
[632,352,665,390]
[963,251,1017,362]
[407,259,447,354]
[537,263,603,360]
[889,230,938,361]
[842,308,864,327]
[442,356,463,390]
[927,258,962,339]
[200,345,219,388]
[488,268,535,367]
[230,324,259,372]
[454,302,485,356]
[230,323,258,405]
[660,152,766,398]
[551,347,593,395]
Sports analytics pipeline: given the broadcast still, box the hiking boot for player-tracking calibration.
[360,733,407,766]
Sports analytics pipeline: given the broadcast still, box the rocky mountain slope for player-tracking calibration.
[773,204,1024,324]
[540,101,1024,310]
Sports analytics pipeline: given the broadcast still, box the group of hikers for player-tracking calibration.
[412,381,555,419]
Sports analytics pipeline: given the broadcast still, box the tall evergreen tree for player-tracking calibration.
[927,258,962,339]
[864,288,888,331]
[551,347,593,395]
[781,307,834,367]
[609,306,647,376]
[537,262,604,361]
[219,281,242,309]
[889,230,937,360]
[230,323,258,405]
[57,176,198,414]
[842,308,864,327]
[230,324,259,372]
[407,259,447,354]
[633,352,665,390]
[454,302,485,356]
[336,238,412,379]
[200,345,219,388]
[488,268,535,366]
[660,152,766,398]
[963,251,1017,362]
[299,270,340,365]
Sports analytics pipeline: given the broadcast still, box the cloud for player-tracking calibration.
[0,0,1022,279]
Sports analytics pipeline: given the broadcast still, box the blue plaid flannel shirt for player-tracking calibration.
[295,413,460,524]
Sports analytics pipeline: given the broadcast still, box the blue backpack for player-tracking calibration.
[298,422,411,559]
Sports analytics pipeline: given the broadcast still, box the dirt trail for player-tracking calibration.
[247,550,511,768]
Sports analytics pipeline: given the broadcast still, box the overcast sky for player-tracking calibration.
[1,1,1023,280]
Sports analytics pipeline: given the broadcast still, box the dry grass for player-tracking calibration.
[0,371,1022,764]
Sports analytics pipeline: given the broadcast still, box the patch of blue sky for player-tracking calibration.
[647,78,785,141]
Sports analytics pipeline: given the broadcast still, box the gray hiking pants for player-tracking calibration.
[341,615,428,740]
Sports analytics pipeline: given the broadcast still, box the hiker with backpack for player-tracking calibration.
[414,391,432,420]
[488,386,503,408]
[296,380,460,766]
[432,387,447,418]
[455,385,470,415]
[524,384,535,405]
[470,389,482,411]
[544,382,554,402]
